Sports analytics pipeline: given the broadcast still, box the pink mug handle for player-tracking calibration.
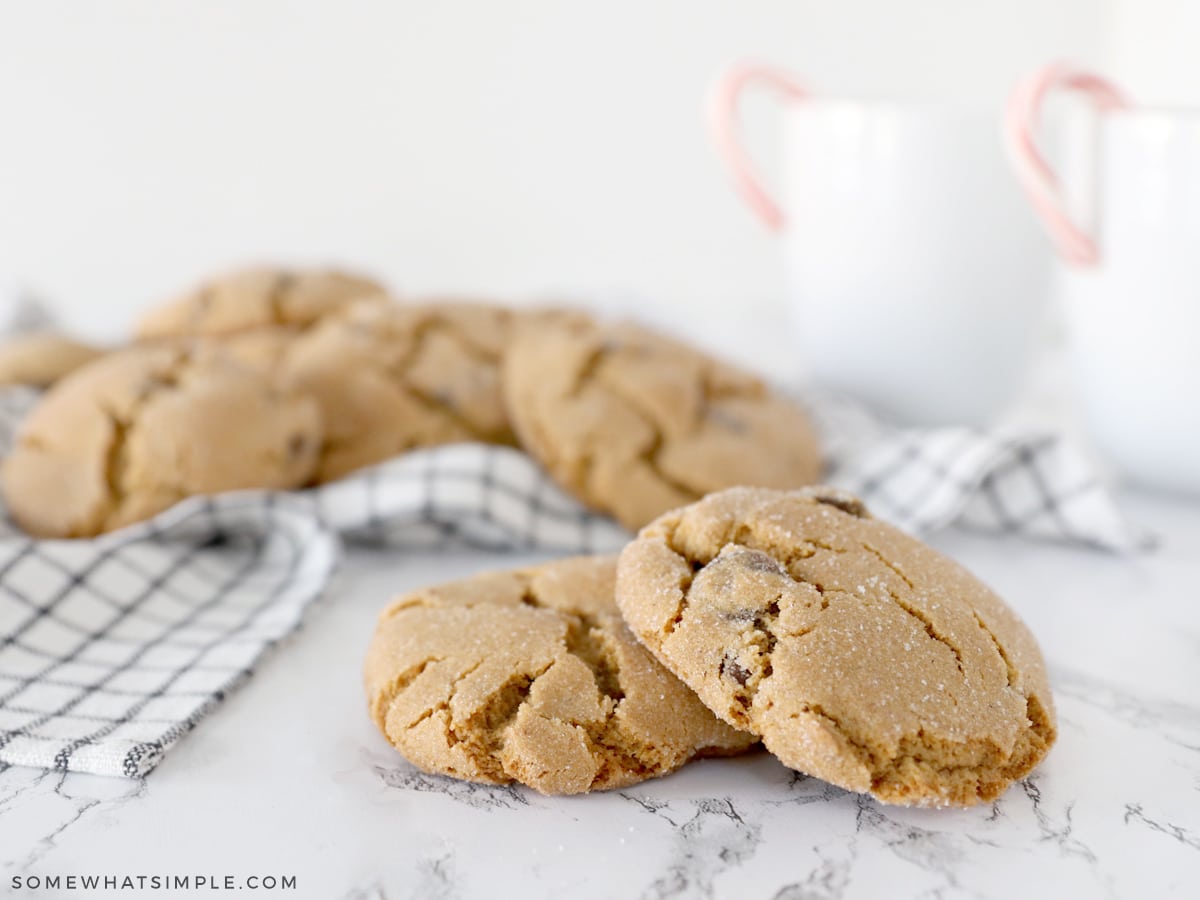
[1005,62,1130,266]
[708,61,807,232]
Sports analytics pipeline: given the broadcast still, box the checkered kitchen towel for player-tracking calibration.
[0,355,1145,779]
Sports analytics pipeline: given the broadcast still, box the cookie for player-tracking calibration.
[502,317,822,531]
[284,299,518,482]
[0,332,107,387]
[136,266,386,340]
[616,486,1056,807]
[211,327,299,375]
[2,344,322,538]
[363,555,755,795]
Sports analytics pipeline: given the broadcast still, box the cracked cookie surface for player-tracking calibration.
[1,344,322,537]
[616,486,1056,807]
[284,299,519,482]
[136,266,386,340]
[502,317,822,531]
[0,332,107,387]
[363,555,755,795]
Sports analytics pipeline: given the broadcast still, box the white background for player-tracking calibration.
[0,0,1189,340]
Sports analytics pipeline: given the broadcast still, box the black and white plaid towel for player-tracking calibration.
[0,364,1145,778]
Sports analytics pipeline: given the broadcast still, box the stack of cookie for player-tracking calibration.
[0,264,1057,804]
[0,265,823,538]
[0,267,381,538]
[365,486,1057,807]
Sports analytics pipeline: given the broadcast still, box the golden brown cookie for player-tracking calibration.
[143,328,301,387]
[0,333,107,388]
[136,266,386,340]
[2,344,322,538]
[502,317,822,531]
[212,326,299,375]
[616,486,1056,807]
[364,555,755,795]
[284,299,518,482]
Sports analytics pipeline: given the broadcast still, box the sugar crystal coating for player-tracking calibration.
[364,555,755,795]
[616,486,1057,807]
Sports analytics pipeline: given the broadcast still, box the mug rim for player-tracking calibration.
[790,100,1200,123]
[1106,105,1200,126]
[786,97,999,119]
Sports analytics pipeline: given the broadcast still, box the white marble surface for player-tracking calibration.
[1,490,1198,899]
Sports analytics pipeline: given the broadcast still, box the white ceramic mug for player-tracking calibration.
[710,62,1049,427]
[1007,63,1200,496]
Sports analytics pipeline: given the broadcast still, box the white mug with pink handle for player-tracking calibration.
[710,62,1049,427]
[1007,63,1200,496]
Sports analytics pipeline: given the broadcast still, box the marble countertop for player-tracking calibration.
[1,490,1197,899]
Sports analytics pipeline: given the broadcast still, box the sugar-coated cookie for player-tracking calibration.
[212,326,300,376]
[0,333,106,388]
[502,317,822,531]
[364,555,755,795]
[616,486,1056,807]
[2,344,322,537]
[136,266,386,340]
[284,300,518,482]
